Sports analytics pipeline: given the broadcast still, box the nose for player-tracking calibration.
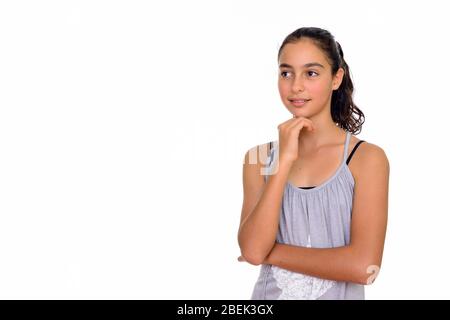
[292,75,305,92]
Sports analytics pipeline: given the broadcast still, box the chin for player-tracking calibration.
[291,109,309,117]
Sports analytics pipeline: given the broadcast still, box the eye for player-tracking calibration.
[280,71,291,78]
[307,70,319,77]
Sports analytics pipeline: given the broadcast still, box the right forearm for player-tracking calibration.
[238,157,293,264]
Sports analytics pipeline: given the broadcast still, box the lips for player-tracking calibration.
[290,99,310,106]
[289,99,311,102]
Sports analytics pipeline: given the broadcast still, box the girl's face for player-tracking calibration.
[278,38,344,118]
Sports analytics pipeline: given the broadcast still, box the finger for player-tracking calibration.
[286,117,313,132]
[278,117,314,132]
[280,116,303,131]
[278,117,297,130]
[294,118,314,131]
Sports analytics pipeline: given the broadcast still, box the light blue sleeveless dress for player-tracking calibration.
[250,131,365,300]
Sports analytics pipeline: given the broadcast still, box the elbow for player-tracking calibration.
[354,261,382,286]
[238,236,269,266]
[239,248,266,266]
[243,254,264,266]
[348,245,383,285]
[238,241,269,266]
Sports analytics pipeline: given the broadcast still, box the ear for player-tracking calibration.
[332,67,345,91]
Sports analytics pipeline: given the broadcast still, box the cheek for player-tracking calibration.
[278,81,290,95]
[308,81,331,98]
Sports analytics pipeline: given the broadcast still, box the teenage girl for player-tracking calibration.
[237,27,389,300]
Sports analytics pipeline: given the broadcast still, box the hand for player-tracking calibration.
[277,116,315,163]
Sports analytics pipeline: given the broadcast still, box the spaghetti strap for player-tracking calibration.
[342,131,351,163]
[346,140,366,165]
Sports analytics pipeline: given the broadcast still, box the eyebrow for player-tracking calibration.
[278,62,325,69]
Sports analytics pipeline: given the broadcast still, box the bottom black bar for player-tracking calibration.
[0,300,447,319]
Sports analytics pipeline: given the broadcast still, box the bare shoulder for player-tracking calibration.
[349,137,390,180]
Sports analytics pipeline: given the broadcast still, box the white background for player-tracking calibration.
[0,0,449,299]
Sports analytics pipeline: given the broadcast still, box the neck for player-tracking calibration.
[297,112,345,153]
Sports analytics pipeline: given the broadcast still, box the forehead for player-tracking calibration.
[279,39,329,68]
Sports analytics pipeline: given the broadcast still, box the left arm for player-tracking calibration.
[240,144,390,285]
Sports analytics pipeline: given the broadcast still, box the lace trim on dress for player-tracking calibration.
[271,235,337,300]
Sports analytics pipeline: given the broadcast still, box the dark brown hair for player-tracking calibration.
[278,27,365,134]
